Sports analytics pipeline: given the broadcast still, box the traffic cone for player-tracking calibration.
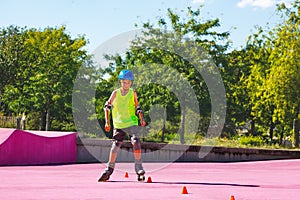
[181,186,188,194]
[229,195,235,200]
[124,172,129,178]
[146,176,152,183]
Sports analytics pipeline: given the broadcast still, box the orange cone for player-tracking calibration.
[146,176,152,183]
[229,195,235,200]
[124,172,129,178]
[181,186,188,194]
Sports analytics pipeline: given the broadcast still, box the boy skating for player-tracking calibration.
[98,69,146,182]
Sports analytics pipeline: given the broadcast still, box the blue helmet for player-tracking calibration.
[118,69,134,81]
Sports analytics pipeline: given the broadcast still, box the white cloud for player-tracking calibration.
[237,0,274,8]
[191,0,206,4]
[237,0,293,8]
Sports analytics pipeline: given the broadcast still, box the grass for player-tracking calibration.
[191,137,288,149]
[80,131,299,150]
[143,133,298,150]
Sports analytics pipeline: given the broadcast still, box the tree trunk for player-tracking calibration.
[250,119,255,135]
[161,107,166,143]
[180,107,185,144]
[0,91,2,107]
[40,110,46,131]
[45,107,50,131]
[279,130,284,145]
[293,118,299,148]
[16,117,21,130]
[269,120,274,144]
[293,106,300,147]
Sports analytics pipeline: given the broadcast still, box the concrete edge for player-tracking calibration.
[76,138,300,163]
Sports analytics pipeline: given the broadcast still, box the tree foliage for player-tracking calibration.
[96,7,229,144]
[226,1,300,146]
[1,2,299,147]
[0,25,88,130]
[267,1,300,146]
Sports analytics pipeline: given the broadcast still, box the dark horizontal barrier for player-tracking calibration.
[77,138,300,163]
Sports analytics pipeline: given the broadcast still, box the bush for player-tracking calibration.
[239,135,265,147]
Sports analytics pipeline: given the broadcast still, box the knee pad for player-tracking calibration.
[111,140,122,153]
[131,136,141,150]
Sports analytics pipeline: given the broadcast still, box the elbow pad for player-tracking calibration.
[104,101,112,111]
[136,105,143,115]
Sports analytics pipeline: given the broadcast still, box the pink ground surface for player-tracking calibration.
[1,159,300,200]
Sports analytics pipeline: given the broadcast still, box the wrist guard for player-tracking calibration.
[136,105,143,115]
[104,101,112,111]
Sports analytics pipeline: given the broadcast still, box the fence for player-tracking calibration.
[0,116,17,128]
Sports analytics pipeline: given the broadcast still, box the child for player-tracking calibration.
[98,69,146,182]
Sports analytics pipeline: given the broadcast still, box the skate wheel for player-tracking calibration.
[138,175,145,181]
[98,173,110,182]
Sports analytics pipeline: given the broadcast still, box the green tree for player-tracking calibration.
[0,26,28,115]
[1,26,88,131]
[98,6,229,144]
[235,1,300,147]
[245,27,274,138]
[25,26,87,130]
[222,48,252,136]
[267,2,300,146]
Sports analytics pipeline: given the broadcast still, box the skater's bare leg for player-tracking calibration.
[133,149,141,160]
[131,135,145,181]
[131,135,142,162]
[98,140,122,182]
[108,150,118,164]
[107,140,122,167]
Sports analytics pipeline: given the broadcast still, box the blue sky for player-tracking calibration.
[0,0,294,53]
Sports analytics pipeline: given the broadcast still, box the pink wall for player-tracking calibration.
[0,128,77,165]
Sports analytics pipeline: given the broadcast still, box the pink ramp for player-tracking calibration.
[0,128,77,165]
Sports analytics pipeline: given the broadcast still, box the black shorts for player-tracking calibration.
[112,126,140,142]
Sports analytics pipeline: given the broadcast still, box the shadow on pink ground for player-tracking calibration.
[1,159,300,200]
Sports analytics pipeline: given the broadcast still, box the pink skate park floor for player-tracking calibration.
[1,160,300,200]
[1,129,300,200]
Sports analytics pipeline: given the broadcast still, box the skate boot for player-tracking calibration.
[98,167,114,182]
[135,163,145,181]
